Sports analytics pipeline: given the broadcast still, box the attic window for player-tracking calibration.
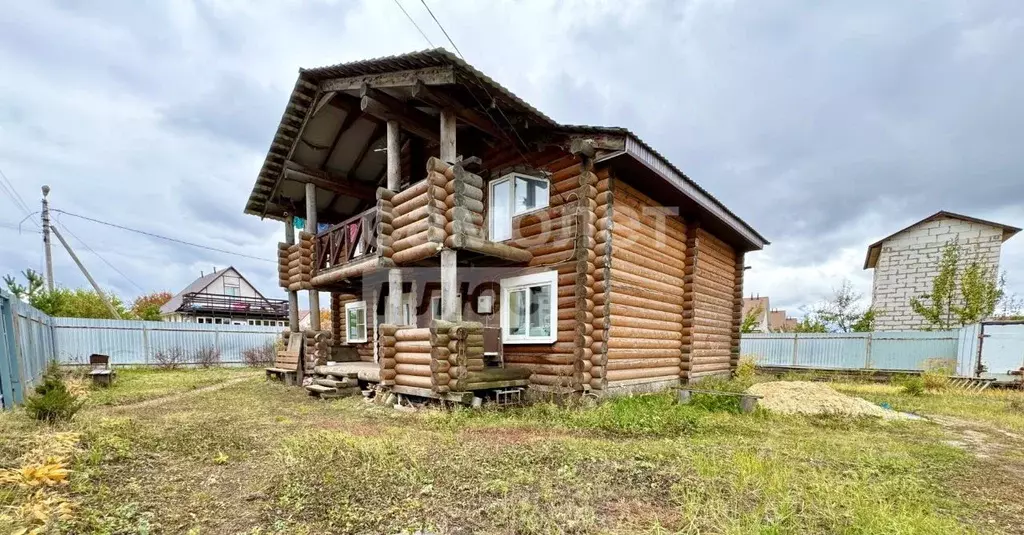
[489,173,549,242]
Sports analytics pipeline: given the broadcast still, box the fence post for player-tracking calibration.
[791,333,799,366]
[865,332,873,369]
[142,323,150,365]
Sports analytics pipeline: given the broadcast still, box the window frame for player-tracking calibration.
[499,270,558,344]
[344,301,368,344]
[430,294,462,321]
[488,172,550,242]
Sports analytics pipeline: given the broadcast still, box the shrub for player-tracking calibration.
[152,347,185,370]
[899,376,925,396]
[243,342,277,367]
[194,346,221,368]
[24,363,85,422]
[734,356,757,384]
[921,367,951,391]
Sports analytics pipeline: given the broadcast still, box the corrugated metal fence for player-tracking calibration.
[53,318,281,366]
[741,330,964,371]
[1,292,282,409]
[1,289,55,409]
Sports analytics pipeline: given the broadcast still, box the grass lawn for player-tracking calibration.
[73,366,260,407]
[2,371,1023,534]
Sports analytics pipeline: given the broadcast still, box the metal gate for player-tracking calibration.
[978,321,1024,383]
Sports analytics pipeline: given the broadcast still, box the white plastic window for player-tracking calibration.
[345,301,368,343]
[488,173,549,242]
[499,271,557,344]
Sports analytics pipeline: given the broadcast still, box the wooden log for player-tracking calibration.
[391,241,442,264]
[395,340,432,352]
[395,374,433,389]
[606,358,680,370]
[395,328,431,341]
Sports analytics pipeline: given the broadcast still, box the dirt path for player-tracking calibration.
[106,376,256,412]
[930,415,1024,533]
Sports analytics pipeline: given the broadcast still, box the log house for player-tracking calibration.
[245,49,767,398]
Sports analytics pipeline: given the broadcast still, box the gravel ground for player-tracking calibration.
[747,381,908,419]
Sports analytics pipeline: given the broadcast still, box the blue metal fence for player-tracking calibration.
[0,289,55,409]
[741,330,960,371]
[52,318,281,366]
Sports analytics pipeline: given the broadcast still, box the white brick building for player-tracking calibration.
[864,211,1020,331]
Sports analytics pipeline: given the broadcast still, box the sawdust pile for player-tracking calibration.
[747,381,907,419]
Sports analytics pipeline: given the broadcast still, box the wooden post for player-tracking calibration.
[386,120,403,325]
[305,183,321,332]
[285,215,300,334]
[441,249,458,321]
[440,108,456,163]
[439,109,458,321]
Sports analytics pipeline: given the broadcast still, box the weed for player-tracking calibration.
[152,347,186,369]
[899,376,925,396]
[734,355,757,383]
[24,363,85,423]
[242,342,276,367]
[193,346,221,368]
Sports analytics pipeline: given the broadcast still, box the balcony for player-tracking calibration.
[178,293,288,317]
[312,207,382,285]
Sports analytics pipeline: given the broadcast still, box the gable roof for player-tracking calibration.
[159,267,269,315]
[863,211,1021,269]
[244,48,768,252]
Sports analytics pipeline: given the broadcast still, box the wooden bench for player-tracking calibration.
[677,388,762,413]
[89,354,115,388]
[266,335,302,385]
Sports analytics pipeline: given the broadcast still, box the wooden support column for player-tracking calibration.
[285,215,300,334]
[305,183,321,332]
[439,109,458,322]
[386,120,404,325]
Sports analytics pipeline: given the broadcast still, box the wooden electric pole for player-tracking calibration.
[49,226,120,319]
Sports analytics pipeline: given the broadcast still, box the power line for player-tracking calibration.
[52,209,275,264]
[415,0,533,162]
[393,0,435,47]
[419,0,463,58]
[55,219,145,292]
[0,222,40,234]
[0,167,36,226]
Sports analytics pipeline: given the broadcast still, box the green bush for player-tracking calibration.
[24,363,85,422]
[899,376,925,397]
[735,356,757,383]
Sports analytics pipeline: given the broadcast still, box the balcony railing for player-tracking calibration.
[315,207,379,272]
[178,293,288,317]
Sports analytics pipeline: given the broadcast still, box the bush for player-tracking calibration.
[152,347,185,370]
[193,346,221,368]
[734,356,757,384]
[24,364,85,422]
[242,342,277,367]
[921,367,951,391]
[899,376,925,396]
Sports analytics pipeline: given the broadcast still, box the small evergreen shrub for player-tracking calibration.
[24,364,85,423]
[899,376,925,397]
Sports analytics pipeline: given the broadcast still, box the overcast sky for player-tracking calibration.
[1,0,1022,316]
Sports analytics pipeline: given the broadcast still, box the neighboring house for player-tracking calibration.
[741,296,770,332]
[244,49,768,397]
[160,267,289,327]
[864,211,1020,331]
[768,310,798,332]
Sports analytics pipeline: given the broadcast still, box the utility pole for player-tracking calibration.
[50,225,120,319]
[41,185,54,291]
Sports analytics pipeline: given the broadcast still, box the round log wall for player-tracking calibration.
[684,228,739,379]
[379,324,398,387]
[483,147,588,392]
[602,179,687,387]
[376,187,395,262]
[281,232,314,292]
[389,158,448,265]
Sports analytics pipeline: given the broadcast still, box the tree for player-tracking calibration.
[910,242,1004,329]
[3,269,45,301]
[33,287,129,319]
[131,291,173,320]
[810,279,875,333]
[792,316,827,333]
[740,304,764,333]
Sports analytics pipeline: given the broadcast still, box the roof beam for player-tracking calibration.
[359,85,439,142]
[320,107,363,169]
[320,66,455,92]
[349,122,385,175]
[410,80,503,139]
[283,161,376,201]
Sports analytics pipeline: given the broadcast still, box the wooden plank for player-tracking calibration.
[320,66,456,92]
[283,161,376,200]
[359,86,440,142]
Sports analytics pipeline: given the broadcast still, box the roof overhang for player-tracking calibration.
[590,134,768,253]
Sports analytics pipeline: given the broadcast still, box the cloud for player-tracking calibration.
[1,0,1022,321]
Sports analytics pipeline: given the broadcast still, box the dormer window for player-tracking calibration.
[488,173,549,241]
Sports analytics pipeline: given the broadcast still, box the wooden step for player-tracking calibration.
[306,384,362,399]
[315,377,356,389]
